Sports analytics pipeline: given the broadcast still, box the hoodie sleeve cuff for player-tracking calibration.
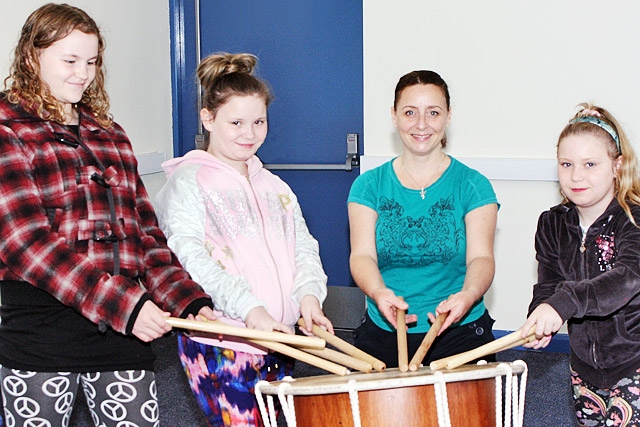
[180,298,214,319]
[125,294,154,335]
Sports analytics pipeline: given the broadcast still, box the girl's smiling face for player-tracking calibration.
[557,133,621,222]
[201,93,268,172]
[38,29,98,119]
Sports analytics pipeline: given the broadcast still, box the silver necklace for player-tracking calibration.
[401,154,446,199]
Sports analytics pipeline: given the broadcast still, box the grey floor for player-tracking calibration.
[64,331,575,427]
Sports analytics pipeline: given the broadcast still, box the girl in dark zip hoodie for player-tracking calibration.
[521,103,640,426]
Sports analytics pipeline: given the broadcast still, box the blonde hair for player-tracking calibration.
[3,3,112,127]
[196,52,273,149]
[558,103,640,225]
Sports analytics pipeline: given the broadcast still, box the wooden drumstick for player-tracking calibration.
[408,312,448,371]
[303,347,373,373]
[166,317,325,349]
[251,339,350,376]
[298,319,386,371]
[443,331,536,370]
[430,326,536,371]
[397,297,409,372]
[429,329,526,371]
[429,330,528,371]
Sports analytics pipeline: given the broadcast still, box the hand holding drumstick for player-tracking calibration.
[371,288,418,328]
[245,306,295,334]
[519,303,563,350]
[297,294,334,335]
[427,292,477,335]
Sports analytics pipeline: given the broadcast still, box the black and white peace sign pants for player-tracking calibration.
[0,368,159,427]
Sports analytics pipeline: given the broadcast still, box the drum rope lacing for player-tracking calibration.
[347,379,363,427]
[255,379,277,427]
[512,360,528,427]
[255,361,529,427]
[434,370,452,426]
[494,361,528,427]
[278,383,297,426]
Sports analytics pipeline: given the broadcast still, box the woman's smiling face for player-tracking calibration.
[391,83,451,156]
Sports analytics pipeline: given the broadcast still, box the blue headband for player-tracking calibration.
[569,115,621,154]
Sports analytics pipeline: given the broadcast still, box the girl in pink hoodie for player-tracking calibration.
[156,52,333,427]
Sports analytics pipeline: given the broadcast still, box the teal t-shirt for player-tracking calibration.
[348,156,499,333]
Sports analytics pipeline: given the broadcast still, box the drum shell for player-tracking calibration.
[293,377,495,427]
[257,363,526,427]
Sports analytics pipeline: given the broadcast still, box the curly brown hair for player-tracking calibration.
[3,3,112,127]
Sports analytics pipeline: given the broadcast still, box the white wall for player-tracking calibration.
[364,1,640,331]
[0,1,171,181]
[364,1,640,158]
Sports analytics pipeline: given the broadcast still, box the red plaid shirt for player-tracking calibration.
[0,96,212,334]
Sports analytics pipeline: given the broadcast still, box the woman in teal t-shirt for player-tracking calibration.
[348,70,499,367]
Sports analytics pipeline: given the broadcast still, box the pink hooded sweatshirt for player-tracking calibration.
[155,150,327,353]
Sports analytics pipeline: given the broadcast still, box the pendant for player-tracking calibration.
[419,188,426,199]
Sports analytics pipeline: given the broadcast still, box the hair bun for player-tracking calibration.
[577,107,603,119]
[197,52,258,90]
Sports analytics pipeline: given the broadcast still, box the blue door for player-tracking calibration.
[170,1,363,287]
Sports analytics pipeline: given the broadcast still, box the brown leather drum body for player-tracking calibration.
[256,362,526,427]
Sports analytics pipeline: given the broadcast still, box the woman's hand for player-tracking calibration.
[427,291,475,335]
[298,295,334,336]
[520,303,563,349]
[245,306,294,334]
[372,288,418,329]
[132,300,172,342]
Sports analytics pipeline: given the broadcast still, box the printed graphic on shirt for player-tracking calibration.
[376,195,462,266]
[595,232,616,272]
[204,189,293,242]
[206,190,259,239]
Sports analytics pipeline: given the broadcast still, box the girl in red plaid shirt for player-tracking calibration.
[0,4,216,426]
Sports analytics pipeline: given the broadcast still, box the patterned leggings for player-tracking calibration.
[177,333,294,427]
[573,366,640,426]
[0,367,159,427]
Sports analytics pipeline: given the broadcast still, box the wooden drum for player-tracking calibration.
[255,361,527,427]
